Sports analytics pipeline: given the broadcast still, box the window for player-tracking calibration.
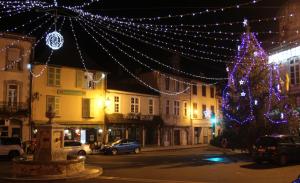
[130,97,139,113]
[6,47,22,71]
[192,84,197,95]
[202,85,206,97]
[193,103,197,118]
[82,98,95,118]
[289,57,300,85]
[210,87,215,98]
[84,72,96,89]
[183,101,188,117]
[48,67,61,87]
[183,83,189,93]
[174,101,180,116]
[175,81,180,92]
[46,96,60,115]
[114,96,120,113]
[7,84,18,107]
[148,99,154,115]
[165,77,170,91]
[202,104,207,119]
[166,100,170,115]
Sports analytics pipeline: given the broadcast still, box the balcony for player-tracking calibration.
[0,102,29,117]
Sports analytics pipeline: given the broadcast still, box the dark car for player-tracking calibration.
[103,139,141,155]
[253,135,300,165]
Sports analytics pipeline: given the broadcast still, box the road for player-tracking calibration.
[85,146,300,183]
[1,146,299,183]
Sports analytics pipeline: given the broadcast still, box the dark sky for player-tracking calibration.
[2,0,289,82]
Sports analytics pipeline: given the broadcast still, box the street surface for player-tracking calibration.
[0,146,299,183]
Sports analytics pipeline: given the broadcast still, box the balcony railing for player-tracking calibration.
[0,102,29,117]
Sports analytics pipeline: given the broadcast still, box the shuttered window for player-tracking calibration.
[6,47,22,71]
[47,67,61,87]
[82,98,95,118]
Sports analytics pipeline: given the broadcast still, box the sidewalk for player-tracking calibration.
[141,144,208,152]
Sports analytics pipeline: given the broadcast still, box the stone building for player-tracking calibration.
[105,81,161,147]
[0,33,34,140]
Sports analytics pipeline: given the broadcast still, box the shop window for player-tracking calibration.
[6,47,22,71]
[130,97,139,113]
[47,67,61,87]
[114,96,120,113]
[82,98,95,118]
[46,95,60,115]
[148,99,154,115]
[174,101,180,116]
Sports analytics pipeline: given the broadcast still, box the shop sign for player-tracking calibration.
[57,89,86,96]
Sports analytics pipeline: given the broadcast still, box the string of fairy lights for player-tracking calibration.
[0,0,298,99]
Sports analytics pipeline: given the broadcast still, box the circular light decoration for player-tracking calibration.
[46,31,64,50]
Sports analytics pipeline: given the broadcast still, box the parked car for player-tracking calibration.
[253,135,300,165]
[0,137,24,159]
[64,140,92,156]
[103,139,141,155]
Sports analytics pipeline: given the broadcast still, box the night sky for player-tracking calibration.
[2,0,289,83]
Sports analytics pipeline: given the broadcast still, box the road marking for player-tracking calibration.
[97,176,207,183]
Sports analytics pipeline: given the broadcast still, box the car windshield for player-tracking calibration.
[111,139,122,146]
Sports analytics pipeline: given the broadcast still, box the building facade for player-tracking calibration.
[0,33,34,140]
[105,85,161,147]
[140,71,221,146]
[31,65,106,144]
[268,0,300,133]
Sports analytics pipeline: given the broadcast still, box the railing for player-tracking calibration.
[0,102,29,116]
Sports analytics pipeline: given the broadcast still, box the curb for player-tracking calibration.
[0,166,102,182]
[141,144,208,152]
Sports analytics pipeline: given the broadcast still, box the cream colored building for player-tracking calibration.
[0,33,34,140]
[141,71,221,146]
[105,84,160,147]
[31,64,106,143]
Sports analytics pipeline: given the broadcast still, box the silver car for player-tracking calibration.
[64,141,91,156]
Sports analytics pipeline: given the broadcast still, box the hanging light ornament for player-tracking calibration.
[46,31,64,50]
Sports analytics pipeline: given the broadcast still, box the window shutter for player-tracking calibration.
[82,99,89,118]
[76,70,84,88]
[55,97,60,115]
[55,68,61,86]
[90,98,95,117]
[48,68,55,86]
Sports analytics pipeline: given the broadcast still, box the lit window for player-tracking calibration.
[193,103,198,118]
[46,96,60,115]
[149,99,154,115]
[114,96,120,113]
[289,57,300,85]
[130,97,139,113]
[183,101,188,117]
[6,47,22,71]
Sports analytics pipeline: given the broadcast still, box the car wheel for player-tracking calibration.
[78,150,86,156]
[278,154,288,166]
[111,149,118,155]
[134,147,140,154]
[9,151,20,160]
